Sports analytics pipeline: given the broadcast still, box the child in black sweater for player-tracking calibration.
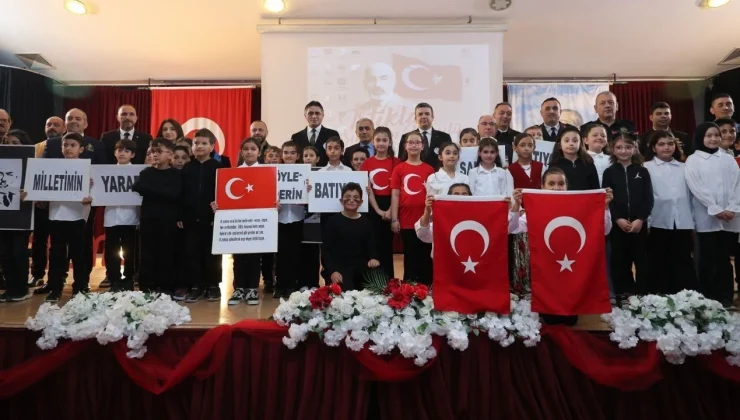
[132,139,182,294]
[548,127,600,191]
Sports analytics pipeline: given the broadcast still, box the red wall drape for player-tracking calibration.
[62,86,152,139]
[609,81,698,135]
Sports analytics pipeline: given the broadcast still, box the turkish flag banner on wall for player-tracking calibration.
[523,189,611,315]
[216,167,277,210]
[150,88,252,164]
[392,54,463,101]
[432,196,510,314]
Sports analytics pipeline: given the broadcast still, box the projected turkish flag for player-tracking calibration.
[392,54,463,102]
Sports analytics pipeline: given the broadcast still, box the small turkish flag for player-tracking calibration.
[432,196,510,314]
[393,54,463,102]
[216,167,277,210]
[523,189,610,315]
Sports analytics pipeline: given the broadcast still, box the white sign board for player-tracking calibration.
[308,171,369,213]
[262,164,311,204]
[512,140,555,170]
[212,208,278,255]
[23,158,91,202]
[90,165,147,206]
[456,147,477,176]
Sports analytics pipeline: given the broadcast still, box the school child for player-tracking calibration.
[549,127,600,190]
[172,144,191,170]
[685,122,740,308]
[322,183,379,291]
[643,130,698,294]
[350,148,369,171]
[524,125,543,141]
[468,137,513,197]
[300,145,322,290]
[302,146,320,166]
[144,146,156,166]
[602,133,654,299]
[390,131,435,284]
[425,142,469,196]
[320,137,351,172]
[259,144,279,293]
[582,123,611,186]
[43,133,94,302]
[264,146,282,164]
[362,127,400,278]
[459,127,480,148]
[717,119,737,156]
[416,183,474,244]
[104,139,139,292]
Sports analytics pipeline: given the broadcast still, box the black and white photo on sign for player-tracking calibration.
[90,165,147,206]
[0,159,22,210]
[22,158,91,202]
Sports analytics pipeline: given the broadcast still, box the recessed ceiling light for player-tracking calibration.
[264,0,285,13]
[490,0,512,11]
[696,0,731,8]
[64,0,88,15]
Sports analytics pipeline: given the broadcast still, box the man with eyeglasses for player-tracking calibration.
[343,118,375,166]
[477,114,497,139]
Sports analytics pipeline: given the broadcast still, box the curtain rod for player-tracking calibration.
[504,76,706,84]
[62,79,261,87]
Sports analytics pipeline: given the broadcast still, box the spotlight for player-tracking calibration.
[264,0,285,13]
[64,0,87,15]
[696,0,731,8]
[490,0,512,11]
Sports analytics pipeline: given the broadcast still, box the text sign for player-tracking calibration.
[456,147,478,175]
[512,140,555,170]
[23,158,91,202]
[90,165,147,206]
[212,208,278,254]
[308,171,369,213]
[263,164,311,204]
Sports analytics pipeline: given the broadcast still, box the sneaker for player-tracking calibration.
[5,291,32,302]
[172,288,188,301]
[228,288,247,305]
[99,277,111,288]
[28,276,44,288]
[33,284,53,295]
[246,288,259,305]
[206,286,221,302]
[72,286,90,295]
[45,290,62,303]
[184,288,204,303]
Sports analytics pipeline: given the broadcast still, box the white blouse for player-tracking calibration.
[588,151,611,187]
[685,150,740,233]
[425,169,469,196]
[509,210,613,235]
[468,166,514,197]
[644,158,694,230]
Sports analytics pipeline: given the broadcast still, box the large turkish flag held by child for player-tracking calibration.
[523,189,610,315]
[432,196,510,314]
[216,167,277,210]
[150,88,252,164]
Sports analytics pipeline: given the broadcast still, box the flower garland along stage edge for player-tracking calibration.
[276,280,740,368]
[26,291,191,358]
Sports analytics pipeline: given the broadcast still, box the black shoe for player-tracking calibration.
[45,290,62,303]
[33,284,53,295]
[263,281,274,293]
[206,286,221,301]
[28,276,45,288]
[173,288,188,301]
[110,281,123,293]
[184,288,204,303]
[72,286,90,295]
[272,288,283,299]
[1,291,32,302]
[99,277,111,288]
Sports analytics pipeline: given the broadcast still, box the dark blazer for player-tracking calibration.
[638,128,693,159]
[539,123,577,142]
[342,142,372,167]
[494,128,521,165]
[100,129,153,165]
[398,128,452,169]
[42,135,107,164]
[290,126,340,167]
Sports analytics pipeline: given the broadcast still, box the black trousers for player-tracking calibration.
[370,195,395,279]
[260,253,275,286]
[104,225,137,283]
[139,218,177,292]
[697,231,737,305]
[0,230,30,296]
[300,243,321,287]
[31,206,50,279]
[48,220,88,292]
[276,221,304,290]
[609,226,649,296]
[400,229,433,285]
[84,208,96,277]
[647,227,697,295]
[185,220,222,289]
[233,254,261,289]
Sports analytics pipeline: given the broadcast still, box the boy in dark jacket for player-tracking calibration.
[179,129,224,302]
[132,139,182,293]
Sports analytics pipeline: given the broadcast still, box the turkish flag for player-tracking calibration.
[150,88,252,165]
[392,54,463,102]
[216,167,277,210]
[432,196,510,314]
[523,189,611,315]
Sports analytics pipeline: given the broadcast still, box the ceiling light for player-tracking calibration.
[264,0,285,13]
[64,0,88,15]
[696,0,731,8]
[490,0,512,11]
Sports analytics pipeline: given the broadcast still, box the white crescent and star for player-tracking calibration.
[402,174,422,195]
[543,216,587,272]
[401,65,428,91]
[449,220,490,274]
[225,177,255,200]
[369,168,389,190]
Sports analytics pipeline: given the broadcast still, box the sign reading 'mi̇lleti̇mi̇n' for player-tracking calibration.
[23,158,91,202]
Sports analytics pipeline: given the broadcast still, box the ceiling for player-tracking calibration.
[0,0,737,83]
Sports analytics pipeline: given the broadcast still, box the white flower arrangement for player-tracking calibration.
[26,291,191,358]
[602,290,740,365]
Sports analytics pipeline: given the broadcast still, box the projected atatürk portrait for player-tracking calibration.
[362,63,404,108]
[0,159,22,210]
[560,109,584,128]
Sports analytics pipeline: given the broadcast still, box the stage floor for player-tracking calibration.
[0,255,613,331]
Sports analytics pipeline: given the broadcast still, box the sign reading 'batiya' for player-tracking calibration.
[308,171,369,213]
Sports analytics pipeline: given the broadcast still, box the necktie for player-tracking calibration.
[550,127,557,139]
[309,129,317,146]
[422,131,429,149]
[123,132,130,140]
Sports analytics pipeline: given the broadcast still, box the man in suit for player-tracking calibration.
[585,91,636,141]
[0,109,11,140]
[539,97,576,142]
[638,101,692,157]
[290,101,340,167]
[477,114,496,139]
[493,102,521,164]
[398,102,451,168]
[342,118,375,166]
[100,105,152,165]
[42,108,107,164]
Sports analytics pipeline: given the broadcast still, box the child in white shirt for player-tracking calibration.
[426,142,469,196]
[583,123,610,186]
[468,138,513,197]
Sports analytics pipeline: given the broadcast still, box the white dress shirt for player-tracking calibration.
[425,169,469,196]
[588,151,611,186]
[319,162,351,172]
[120,128,135,139]
[644,158,694,230]
[468,166,514,197]
[685,150,740,232]
[543,123,561,138]
[104,164,139,227]
[50,201,91,222]
[509,210,612,235]
[306,125,322,143]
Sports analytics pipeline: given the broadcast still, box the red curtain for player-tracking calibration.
[62,86,152,139]
[609,81,698,135]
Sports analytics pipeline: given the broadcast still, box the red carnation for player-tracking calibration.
[384,278,402,295]
[330,283,342,295]
[388,291,413,310]
[414,284,429,300]
[309,287,334,310]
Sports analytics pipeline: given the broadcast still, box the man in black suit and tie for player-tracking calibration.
[290,101,340,167]
[398,102,451,168]
[638,101,693,157]
[585,91,636,141]
[493,102,521,165]
[539,98,576,142]
[342,118,375,166]
[42,108,107,164]
[100,105,152,165]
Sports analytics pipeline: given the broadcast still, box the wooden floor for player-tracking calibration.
[0,255,612,331]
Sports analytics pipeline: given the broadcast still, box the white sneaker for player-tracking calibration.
[246,288,259,305]
[228,288,246,305]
